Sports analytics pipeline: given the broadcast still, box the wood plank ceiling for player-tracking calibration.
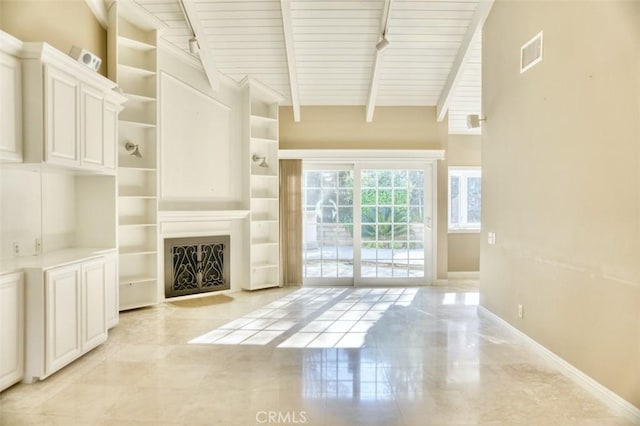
[131,0,483,133]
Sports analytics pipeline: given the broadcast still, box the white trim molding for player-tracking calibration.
[448,271,480,280]
[478,306,640,424]
[158,38,202,71]
[240,75,286,103]
[0,30,24,56]
[158,210,249,222]
[85,0,108,29]
[366,0,394,123]
[158,39,241,90]
[279,149,445,164]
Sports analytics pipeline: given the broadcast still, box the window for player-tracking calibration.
[449,167,481,232]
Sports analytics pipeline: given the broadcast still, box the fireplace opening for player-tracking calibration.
[164,236,230,298]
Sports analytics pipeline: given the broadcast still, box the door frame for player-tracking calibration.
[282,149,444,287]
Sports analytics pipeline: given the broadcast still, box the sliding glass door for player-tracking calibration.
[303,164,434,286]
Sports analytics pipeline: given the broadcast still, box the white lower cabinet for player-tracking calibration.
[81,259,107,351]
[0,272,24,391]
[25,255,111,382]
[44,265,82,374]
[104,254,118,329]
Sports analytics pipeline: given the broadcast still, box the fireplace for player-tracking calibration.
[164,235,230,298]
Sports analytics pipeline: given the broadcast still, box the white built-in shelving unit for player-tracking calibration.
[0,30,127,387]
[107,4,159,311]
[242,78,282,291]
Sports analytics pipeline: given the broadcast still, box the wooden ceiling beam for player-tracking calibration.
[436,0,494,122]
[366,0,393,123]
[280,0,301,122]
[179,0,221,92]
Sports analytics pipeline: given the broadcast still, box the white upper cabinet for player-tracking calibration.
[44,65,80,167]
[21,42,126,173]
[0,32,23,163]
[80,83,105,169]
[103,101,118,170]
[81,84,119,171]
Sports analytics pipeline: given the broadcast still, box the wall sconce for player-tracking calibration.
[125,141,142,158]
[466,114,487,129]
[252,154,268,168]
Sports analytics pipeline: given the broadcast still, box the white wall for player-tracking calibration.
[157,45,245,211]
[481,0,640,407]
[0,167,41,259]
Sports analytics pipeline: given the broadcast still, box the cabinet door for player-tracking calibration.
[0,273,24,391]
[81,258,107,351]
[0,52,22,163]
[80,84,104,169]
[104,254,118,329]
[44,65,80,167]
[45,265,81,374]
[103,101,118,170]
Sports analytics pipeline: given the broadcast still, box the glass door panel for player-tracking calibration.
[359,169,425,282]
[303,169,354,282]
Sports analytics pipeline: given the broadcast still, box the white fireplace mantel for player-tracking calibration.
[158,210,250,222]
[157,209,250,297]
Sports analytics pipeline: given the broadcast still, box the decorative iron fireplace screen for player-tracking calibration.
[164,236,230,298]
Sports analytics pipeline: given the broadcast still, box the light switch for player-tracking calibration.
[488,232,496,245]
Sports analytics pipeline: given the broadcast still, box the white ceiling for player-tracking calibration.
[130,0,484,133]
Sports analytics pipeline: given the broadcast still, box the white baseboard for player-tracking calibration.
[433,279,449,286]
[448,271,480,280]
[477,306,640,424]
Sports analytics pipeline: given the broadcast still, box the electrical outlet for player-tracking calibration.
[518,304,524,319]
[35,238,42,254]
[13,241,20,256]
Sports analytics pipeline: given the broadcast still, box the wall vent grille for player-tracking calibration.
[521,31,543,73]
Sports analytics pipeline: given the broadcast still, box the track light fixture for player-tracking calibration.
[188,37,200,54]
[376,36,390,52]
[178,0,200,55]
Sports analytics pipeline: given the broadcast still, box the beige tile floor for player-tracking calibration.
[0,283,634,426]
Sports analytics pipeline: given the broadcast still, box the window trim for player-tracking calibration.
[448,166,481,233]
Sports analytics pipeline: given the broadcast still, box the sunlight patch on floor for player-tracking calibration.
[189,287,419,348]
